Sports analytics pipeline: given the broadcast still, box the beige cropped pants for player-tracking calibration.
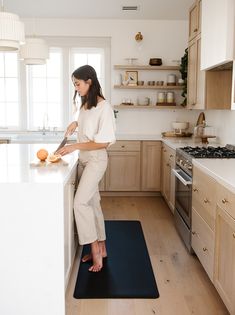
[74,149,108,245]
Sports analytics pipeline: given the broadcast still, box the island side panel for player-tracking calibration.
[0,183,65,315]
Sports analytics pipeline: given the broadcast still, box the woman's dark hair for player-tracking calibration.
[72,65,105,110]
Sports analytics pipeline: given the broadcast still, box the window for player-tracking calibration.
[70,48,105,116]
[27,48,62,130]
[0,52,20,128]
[0,37,110,131]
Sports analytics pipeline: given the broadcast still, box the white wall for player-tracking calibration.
[205,110,235,145]
[23,18,234,141]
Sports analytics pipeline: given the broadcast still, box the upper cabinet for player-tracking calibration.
[187,0,234,110]
[188,0,201,41]
[187,0,205,109]
[201,0,235,71]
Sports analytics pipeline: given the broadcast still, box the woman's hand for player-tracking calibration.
[65,121,78,136]
[57,144,77,156]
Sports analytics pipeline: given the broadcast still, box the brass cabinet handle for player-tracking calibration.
[163,149,167,152]
[203,198,209,204]
[192,231,197,236]
[121,145,125,148]
[203,247,207,252]
[233,233,235,239]
[193,188,198,192]
[222,198,228,204]
[170,154,173,158]
[166,163,170,167]
[194,28,198,32]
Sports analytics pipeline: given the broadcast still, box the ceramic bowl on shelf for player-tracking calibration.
[172,121,189,132]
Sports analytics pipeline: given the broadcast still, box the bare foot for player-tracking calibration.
[82,240,107,262]
[89,251,103,272]
[88,240,103,272]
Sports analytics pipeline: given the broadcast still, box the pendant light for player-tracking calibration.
[19,37,49,65]
[0,1,25,51]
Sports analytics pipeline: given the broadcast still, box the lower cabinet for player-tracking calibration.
[161,142,176,212]
[214,199,235,314]
[100,140,161,192]
[106,150,140,191]
[141,141,161,191]
[64,167,78,289]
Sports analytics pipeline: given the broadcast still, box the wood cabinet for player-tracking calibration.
[192,166,216,281]
[214,203,235,314]
[141,141,161,191]
[100,140,162,192]
[64,167,78,288]
[187,0,205,109]
[105,141,141,191]
[188,0,201,41]
[201,0,235,70]
[161,143,175,212]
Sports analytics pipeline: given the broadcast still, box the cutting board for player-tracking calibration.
[162,131,193,138]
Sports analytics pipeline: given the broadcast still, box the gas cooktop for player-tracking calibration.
[179,145,235,159]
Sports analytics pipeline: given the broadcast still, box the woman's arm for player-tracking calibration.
[57,141,108,156]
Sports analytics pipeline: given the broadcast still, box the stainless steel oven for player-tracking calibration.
[172,167,193,252]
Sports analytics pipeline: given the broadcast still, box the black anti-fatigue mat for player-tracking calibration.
[73,220,159,299]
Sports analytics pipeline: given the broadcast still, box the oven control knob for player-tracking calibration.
[187,165,192,170]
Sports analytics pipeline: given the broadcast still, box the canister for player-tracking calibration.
[157,92,165,103]
[167,74,176,86]
[166,92,174,103]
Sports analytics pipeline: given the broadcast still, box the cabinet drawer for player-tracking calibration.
[108,140,141,152]
[192,208,215,281]
[192,167,216,230]
[217,183,235,220]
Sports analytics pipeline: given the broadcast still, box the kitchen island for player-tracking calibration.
[0,144,79,315]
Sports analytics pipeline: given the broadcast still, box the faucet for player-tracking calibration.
[41,113,50,135]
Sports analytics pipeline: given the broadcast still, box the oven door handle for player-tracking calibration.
[172,168,192,186]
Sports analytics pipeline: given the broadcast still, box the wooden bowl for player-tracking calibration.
[149,58,162,66]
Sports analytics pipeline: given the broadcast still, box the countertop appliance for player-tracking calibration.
[172,144,235,252]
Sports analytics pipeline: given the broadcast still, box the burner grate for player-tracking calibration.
[180,146,235,158]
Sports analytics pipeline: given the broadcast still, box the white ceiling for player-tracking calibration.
[5,0,194,20]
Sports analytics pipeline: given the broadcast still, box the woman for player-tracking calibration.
[58,65,116,272]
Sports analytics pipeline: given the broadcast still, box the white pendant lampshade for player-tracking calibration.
[19,37,49,65]
[0,11,25,51]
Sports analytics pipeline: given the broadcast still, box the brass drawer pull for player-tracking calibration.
[203,198,209,204]
[170,154,173,158]
[121,145,125,148]
[166,163,170,167]
[192,231,197,236]
[233,233,235,239]
[193,188,198,192]
[203,247,207,252]
[222,198,228,204]
[194,28,198,32]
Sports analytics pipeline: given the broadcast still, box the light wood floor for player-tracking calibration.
[65,196,229,315]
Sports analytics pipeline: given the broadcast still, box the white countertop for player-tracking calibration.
[0,144,78,184]
[193,159,235,193]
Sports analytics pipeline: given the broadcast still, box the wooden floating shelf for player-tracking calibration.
[114,65,180,70]
[114,85,183,90]
[114,104,183,109]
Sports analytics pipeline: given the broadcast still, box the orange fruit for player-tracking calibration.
[37,148,48,161]
[47,153,61,163]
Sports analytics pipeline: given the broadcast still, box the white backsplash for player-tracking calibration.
[205,110,235,145]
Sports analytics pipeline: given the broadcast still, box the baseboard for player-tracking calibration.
[100,191,161,197]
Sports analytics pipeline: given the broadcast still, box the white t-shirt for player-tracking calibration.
[77,100,116,146]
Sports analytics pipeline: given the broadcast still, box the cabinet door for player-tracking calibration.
[214,205,235,314]
[105,151,140,191]
[189,2,199,41]
[141,141,161,191]
[187,39,197,107]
